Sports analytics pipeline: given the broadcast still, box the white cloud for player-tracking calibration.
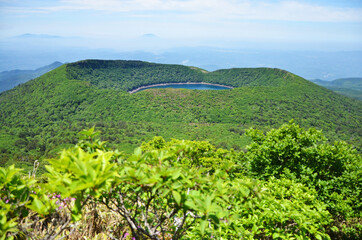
[32,0,362,23]
[2,0,362,22]
[244,1,362,22]
[2,0,361,47]
[181,59,190,65]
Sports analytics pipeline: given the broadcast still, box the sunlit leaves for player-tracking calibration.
[1,124,360,239]
[246,121,362,238]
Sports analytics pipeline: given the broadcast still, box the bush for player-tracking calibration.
[246,120,362,238]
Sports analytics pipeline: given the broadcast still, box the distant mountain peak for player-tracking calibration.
[141,33,158,38]
[16,33,62,39]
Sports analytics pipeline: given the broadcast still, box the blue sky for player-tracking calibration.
[1,0,362,51]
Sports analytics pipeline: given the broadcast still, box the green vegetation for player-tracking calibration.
[311,78,362,100]
[312,78,362,91]
[66,60,303,91]
[1,60,360,238]
[0,61,63,93]
[0,60,361,173]
[1,124,360,239]
[323,87,361,101]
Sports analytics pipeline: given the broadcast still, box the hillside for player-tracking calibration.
[0,60,361,170]
[0,61,63,92]
[311,78,362,100]
[65,60,295,91]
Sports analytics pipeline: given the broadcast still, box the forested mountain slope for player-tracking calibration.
[312,78,362,90]
[0,61,63,92]
[0,60,361,170]
[66,60,304,91]
[311,78,362,100]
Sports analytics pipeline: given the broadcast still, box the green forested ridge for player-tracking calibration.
[311,78,362,91]
[65,60,299,91]
[326,87,362,101]
[0,61,63,93]
[311,78,362,100]
[0,60,361,172]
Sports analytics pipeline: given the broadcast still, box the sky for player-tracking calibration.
[1,0,362,51]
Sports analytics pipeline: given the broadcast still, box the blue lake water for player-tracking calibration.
[138,83,231,92]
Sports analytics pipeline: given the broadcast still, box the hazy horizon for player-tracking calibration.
[1,0,362,80]
[1,0,362,51]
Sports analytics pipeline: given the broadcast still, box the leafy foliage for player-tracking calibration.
[246,120,347,180]
[232,177,333,239]
[3,124,359,239]
[0,164,60,239]
[245,121,362,239]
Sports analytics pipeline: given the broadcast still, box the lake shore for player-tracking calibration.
[128,82,233,93]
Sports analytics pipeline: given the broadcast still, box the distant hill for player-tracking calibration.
[16,33,63,39]
[1,37,362,80]
[311,78,362,100]
[0,61,63,92]
[0,60,360,171]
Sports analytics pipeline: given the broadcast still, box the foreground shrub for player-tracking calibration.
[246,120,362,238]
[2,124,360,239]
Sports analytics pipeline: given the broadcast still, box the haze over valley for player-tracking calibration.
[1,0,362,80]
[1,35,362,81]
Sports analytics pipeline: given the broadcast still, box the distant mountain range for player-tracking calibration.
[1,33,362,80]
[16,33,63,39]
[310,78,362,100]
[0,61,63,92]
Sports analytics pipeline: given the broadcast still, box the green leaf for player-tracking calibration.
[27,197,44,214]
[71,198,83,222]
[134,147,142,156]
[172,191,181,205]
[200,219,208,235]
[272,233,280,239]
